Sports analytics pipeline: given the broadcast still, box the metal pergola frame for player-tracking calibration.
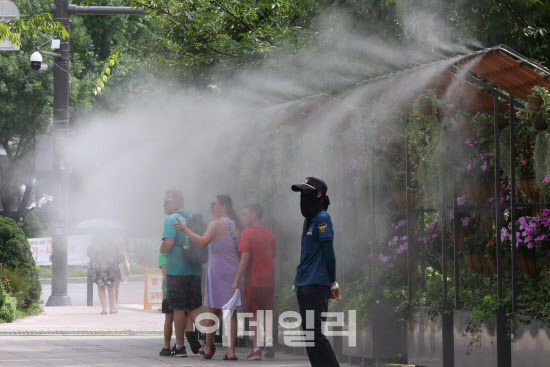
[361,45,550,367]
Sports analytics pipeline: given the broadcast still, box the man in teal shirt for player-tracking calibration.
[160,190,203,357]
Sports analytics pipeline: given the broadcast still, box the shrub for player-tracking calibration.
[20,211,46,238]
[0,284,16,322]
[0,216,41,306]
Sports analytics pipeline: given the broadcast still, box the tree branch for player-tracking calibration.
[210,0,254,32]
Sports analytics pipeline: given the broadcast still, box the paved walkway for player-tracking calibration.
[0,306,352,367]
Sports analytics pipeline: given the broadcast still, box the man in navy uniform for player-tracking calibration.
[291,177,341,367]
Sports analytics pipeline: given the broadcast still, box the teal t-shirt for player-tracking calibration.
[163,210,202,276]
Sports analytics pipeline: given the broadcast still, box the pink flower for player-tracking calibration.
[465,162,471,171]
[457,195,467,206]
[379,254,389,263]
[535,235,546,241]
[527,243,534,249]
[461,217,470,226]
[481,161,487,172]
[427,223,436,230]
[544,173,550,183]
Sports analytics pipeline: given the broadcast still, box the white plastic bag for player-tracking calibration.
[222,289,242,322]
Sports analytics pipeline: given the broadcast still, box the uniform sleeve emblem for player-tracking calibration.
[318,224,328,234]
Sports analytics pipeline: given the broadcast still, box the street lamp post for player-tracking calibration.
[46,0,145,306]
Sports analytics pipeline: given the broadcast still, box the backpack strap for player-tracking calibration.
[173,210,190,247]
[220,217,238,250]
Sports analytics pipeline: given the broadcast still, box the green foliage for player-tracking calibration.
[0,12,68,47]
[0,216,41,306]
[20,211,46,238]
[461,232,490,255]
[0,294,17,323]
[534,130,550,200]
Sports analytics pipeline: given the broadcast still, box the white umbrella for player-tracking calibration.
[76,218,124,233]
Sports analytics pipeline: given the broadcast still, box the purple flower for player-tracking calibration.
[379,254,389,263]
[464,140,470,145]
[449,209,454,219]
[544,173,550,183]
[398,219,407,227]
[462,217,470,226]
[465,162,471,171]
[427,223,436,230]
[401,235,408,241]
[481,161,487,172]
[501,228,509,242]
[535,235,546,241]
[527,242,534,249]
[474,289,480,294]
[432,233,438,238]
[457,195,467,206]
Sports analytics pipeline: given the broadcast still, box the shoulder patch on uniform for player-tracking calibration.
[318,223,328,234]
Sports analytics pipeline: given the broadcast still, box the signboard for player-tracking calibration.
[144,268,163,310]
[29,235,92,266]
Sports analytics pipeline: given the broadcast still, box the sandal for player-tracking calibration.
[223,354,238,360]
[100,310,108,315]
[200,344,216,359]
[110,308,118,314]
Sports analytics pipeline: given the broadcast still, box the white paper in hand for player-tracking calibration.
[222,289,242,322]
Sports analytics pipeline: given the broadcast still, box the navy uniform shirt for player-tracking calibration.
[294,210,336,287]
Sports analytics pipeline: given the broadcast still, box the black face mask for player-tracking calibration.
[300,190,324,219]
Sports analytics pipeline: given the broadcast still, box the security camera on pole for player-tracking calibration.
[43,0,145,307]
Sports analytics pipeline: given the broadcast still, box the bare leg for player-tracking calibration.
[97,285,107,313]
[185,312,194,332]
[225,313,238,358]
[173,309,187,346]
[202,308,220,355]
[250,313,259,348]
[114,280,120,309]
[107,286,116,313]
[164,313,174,349]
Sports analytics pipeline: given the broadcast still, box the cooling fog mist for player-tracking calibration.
[65,7,479,278]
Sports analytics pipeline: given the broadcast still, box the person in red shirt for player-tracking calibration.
[232,203,277,360]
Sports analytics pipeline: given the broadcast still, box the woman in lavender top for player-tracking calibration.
[174,194,245,360]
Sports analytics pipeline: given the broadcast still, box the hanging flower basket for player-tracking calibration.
[459,176,495,204]
[519,178,541,203]
[419,97,433,115]
[463,253,487,273]
[515,255,547,278]
[527,94,543,114]
[530,115,547,131]
[392,189,418,210]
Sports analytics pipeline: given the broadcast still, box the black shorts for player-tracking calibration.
[166,275,202,310]
[162,299,174,314]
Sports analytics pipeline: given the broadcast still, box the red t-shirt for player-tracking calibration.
[238,226,277,288]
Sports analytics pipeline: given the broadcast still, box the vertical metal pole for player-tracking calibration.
[453,182,460,309]
[405,137,413,300]
[87,268,93,306]
[509,96,517,312]
[420,211,426,291]
[47,0,71,306]
[494,95,511,367]
[370,153,376,291]
[441,165,454,367]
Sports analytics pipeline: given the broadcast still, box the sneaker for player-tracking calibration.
[159,348,172,357]
[172,344,187,357]
[264,346,275,359]
[186,331,201,354]
[247,349,262,360]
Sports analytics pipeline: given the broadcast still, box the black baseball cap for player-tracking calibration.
[291,177,328,196]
